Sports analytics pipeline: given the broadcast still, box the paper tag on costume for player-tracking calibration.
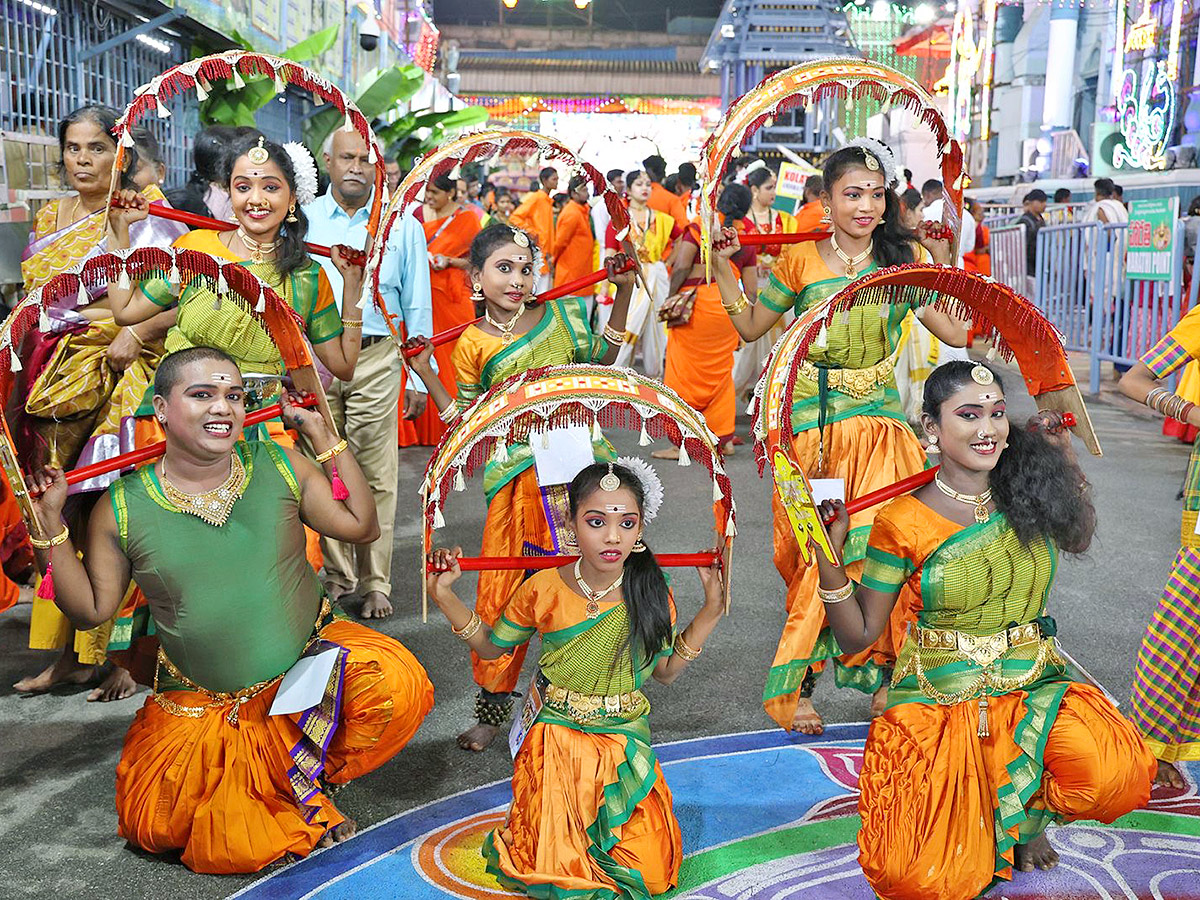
[508,679,543,759]
[1193,513,1200,536]
[269,646,340,716]
[810,478,845,506]
[531,426,594,486]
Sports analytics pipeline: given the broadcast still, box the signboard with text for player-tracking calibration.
[1126,198,1178,281]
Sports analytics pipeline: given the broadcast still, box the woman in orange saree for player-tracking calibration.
[426,461,726,899]
[408,174,481,446]
[810,361,1153,900]
[14,105,185,702]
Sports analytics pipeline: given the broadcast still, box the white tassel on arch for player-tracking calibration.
[117,266,131,291]
[492,439,509,464]
[815,322,829,349]
[592,419,602,442]
[342,110,354,133]
[712,479,722,502]
[216,268,228,297]
[255,286,266,313]
[195,78,210,101]
[76,280,88,307]
[8,350,21,373]
[155,94,171,118]
[274,69,287,94]
[368,144,377,165]
[231,66,245,89]
[39,307,51,333]
[432,505,445,529]
[453,468,466,492]
[639,421,652,446]
[677,442,691,467]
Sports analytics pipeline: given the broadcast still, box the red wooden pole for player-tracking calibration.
[402,258,637,358]
[64,394,318,486]
[427,551,720,573]
[121,201,366,266]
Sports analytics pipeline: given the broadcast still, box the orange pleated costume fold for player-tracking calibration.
[663,283,741,441]
[858,684,1155,900]
[114,620,434,874]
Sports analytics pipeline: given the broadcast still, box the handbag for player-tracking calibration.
[658,288,697,328]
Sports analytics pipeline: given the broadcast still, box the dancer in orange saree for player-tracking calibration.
[409,174,481,446]
[808,361,1153,900]
[712,142,967,734]
[426,461,725,898]
[407,225,634,753]
[14,105,185,701]
[24,347,433,874]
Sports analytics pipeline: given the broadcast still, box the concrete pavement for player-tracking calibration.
[0,357,1186,899]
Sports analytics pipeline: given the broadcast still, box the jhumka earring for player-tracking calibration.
[563,529,579,552]
[821,205,832,225]
[286,203,298,223]
[926,434,940,455]
[632,536,647,553]
[470,282,484,302]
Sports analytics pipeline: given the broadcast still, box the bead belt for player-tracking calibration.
[797,357,894,399]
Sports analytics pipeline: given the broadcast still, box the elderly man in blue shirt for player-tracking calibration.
[305,128,432,619]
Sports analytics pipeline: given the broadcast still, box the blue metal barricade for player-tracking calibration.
[989,223,1027,294]
[1088,220,1186,393]
[1034,222,1097,352]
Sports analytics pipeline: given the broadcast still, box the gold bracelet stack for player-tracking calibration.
[602,324,625,346]
[453,611,483,641]
[315,438,348,464]
[818,579,855,604]
[1147,387,1195,423]
[438,401,458,424]
[722,293,750,316]
[340,319,363,329]
[673,633,702,661]
[29,525,70,549]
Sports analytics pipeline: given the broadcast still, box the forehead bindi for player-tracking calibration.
[232,159,284,181]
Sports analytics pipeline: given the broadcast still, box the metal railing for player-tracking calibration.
[989,223,1027,294]
[1034,222,1096,352]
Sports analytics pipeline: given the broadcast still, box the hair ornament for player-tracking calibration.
[615,456,664,523]
[971,364,995,386]
[737,158,767,185]
[843,136,899,189]
[511,227,530,248]
[599,461,621,492]
[282,141,319,206]
[247,135,269,166]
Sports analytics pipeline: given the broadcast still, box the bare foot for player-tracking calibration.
[1014,833,1059,872]
[870,682,889,718]
[13,653,99,694]
[789,697,824,735]
[457,722,500,752]
[719,440,736,457]
[323,580,354,605]
[359,591,393,619]
[87,665,139,702]
[650,447,680,460]
[1155,759,1187,790]
[317,817,358,848]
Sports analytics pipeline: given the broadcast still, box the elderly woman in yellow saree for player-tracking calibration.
[14,106,185,701]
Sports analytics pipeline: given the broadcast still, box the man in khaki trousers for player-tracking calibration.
[305,129,432,618]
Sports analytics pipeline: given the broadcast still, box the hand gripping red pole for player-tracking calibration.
[427,551,720,574]
[63,394,319,486]
[112,200,367,266]
[402,258,638,358]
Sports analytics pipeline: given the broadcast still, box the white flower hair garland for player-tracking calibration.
[282,141,319,206]
[616,456,664,523]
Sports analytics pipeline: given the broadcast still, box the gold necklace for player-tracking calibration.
[484,304,525,345]
[160,452,248,527]
[934,474,992,524]
[574,559,623,619]
[237,227,279,264]
[830,233,873,279]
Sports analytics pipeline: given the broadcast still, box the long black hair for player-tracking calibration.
[56,104,137,191]
[718,182,752,224]
[224,133,310,280]
[822,145,917,268]
[167,124,238,217]
[568,462,673,668]
[922,361,1095,553]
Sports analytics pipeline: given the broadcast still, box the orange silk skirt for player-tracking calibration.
[486,722,682,896]
[763,416,927,730]
[114,620,434,874]
[858,684,1155,900]
[473,467,553,694]
[662,284,740,441]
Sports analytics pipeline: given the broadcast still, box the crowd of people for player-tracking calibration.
[0,98,1195,900]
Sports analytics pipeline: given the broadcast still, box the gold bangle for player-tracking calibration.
[673,632,702,661]
[602,324,625,345]
[314,438,348,464]
[452,611,483,641]
[125,326,145,347]
[722,294,750,316]
[438,401,458,424]
[818,579,855,604]
[340,319,363,329]
[29,524,70,549]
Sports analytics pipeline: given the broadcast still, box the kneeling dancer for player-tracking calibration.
[810,361,1153,900]
[427,461,725,898]
[26,346,434,873]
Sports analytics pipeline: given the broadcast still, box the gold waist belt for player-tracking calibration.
[898,621,1063,738]
[798,357,894,399]
[152,596,332,726]
[543,682,646,723]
